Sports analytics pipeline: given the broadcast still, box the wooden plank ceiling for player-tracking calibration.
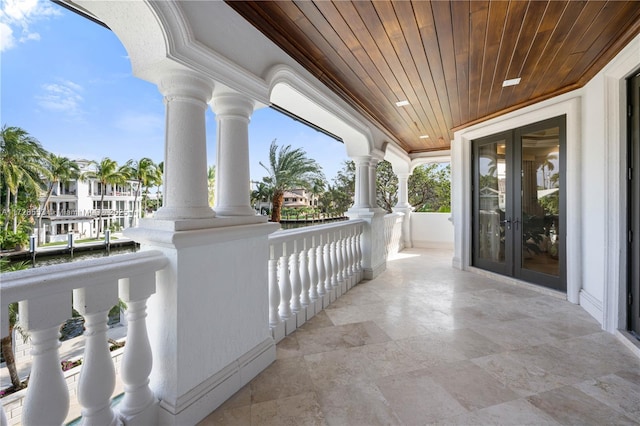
[226,0,640,153]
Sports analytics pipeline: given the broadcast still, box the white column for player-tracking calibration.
[211,92,256,216]
[352,156,371,209]
[393,172,414,249]
[369,158,379,210]
[154,71,215,221]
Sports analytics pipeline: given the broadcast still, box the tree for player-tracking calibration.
[124,158,158,226]
[319,160,355,215]
[408,163,451,212]
[376,160,398,212]
[0,126,48,232]
[36,154,80,245]
[83,158,128,238]
[407,163,450,211]
[539,153,557,189]
[207,165,215,207]
[259,139,324,222]
[251,181,273,214]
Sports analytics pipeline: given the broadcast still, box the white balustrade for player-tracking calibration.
[0,251,167,425]
[268,220,365,341]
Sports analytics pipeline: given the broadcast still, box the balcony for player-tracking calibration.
[2,212,639,425]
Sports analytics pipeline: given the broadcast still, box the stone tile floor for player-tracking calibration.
[200,248,640,425]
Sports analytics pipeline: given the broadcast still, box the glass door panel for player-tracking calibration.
[473,134,511,275]
[519,128,561,277]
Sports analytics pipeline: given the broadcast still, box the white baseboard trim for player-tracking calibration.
[157,337,275,425]
[579,289,604,326]
[412,240,454,250]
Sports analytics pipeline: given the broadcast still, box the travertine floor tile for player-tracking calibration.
[317,381,403,425]
[426,360,520,411]
[376,369,468,424]
[528,386,638,425]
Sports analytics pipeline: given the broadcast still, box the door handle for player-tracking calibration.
[500,217,512,230]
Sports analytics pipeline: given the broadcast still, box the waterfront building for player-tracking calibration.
[37,159,142,242]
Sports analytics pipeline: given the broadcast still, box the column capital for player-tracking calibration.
[351,155,372,166]
[211,92,255,118]
[158,71,214,104]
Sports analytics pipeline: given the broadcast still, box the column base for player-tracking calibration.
[214,205,260,217]
[129,215,268,233]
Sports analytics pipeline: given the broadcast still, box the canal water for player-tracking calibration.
[8,244,139,269]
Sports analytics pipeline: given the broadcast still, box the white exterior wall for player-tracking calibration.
[580,73,608,320]
[452,33,640,332]
[411,213,454,249]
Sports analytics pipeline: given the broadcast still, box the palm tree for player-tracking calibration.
[154,161,164,209]
[36,154,80,245]
[540,153,558,189]
[259,139,323,222]
[0,126,48,232]
[84,158,128,238]
[309,177,326,209]
[207,165,216,207]
[251,181,273,214]
[124,158,158,227]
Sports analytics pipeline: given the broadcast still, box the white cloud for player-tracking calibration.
[0,0,61,52]
[36,79,85,117]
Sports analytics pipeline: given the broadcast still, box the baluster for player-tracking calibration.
[316,235,326,301]
[289,240,302,318]
[346,229,354,288]
[323,233,333,302]
[118,274,157,423]
[20,293,70,425]
[356,226,363,282]
[335,231,344,288]
[341,230,350,290]
[74,283,120,426]
[299,237,311,309]
[308,235,319,316]
[268,245,281,328]
[329,235,339,291]
[278,242,292,322]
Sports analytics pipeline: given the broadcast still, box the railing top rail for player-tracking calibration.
[269,218,365,244]
[1,250,168,305]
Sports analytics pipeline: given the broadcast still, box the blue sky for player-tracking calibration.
[0,0,350,184]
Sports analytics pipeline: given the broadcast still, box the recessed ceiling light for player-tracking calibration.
[419,135,429,139]
[502,78,521,87]
[395,100,410,107]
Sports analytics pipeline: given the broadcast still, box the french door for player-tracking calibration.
[472,116,566,292]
